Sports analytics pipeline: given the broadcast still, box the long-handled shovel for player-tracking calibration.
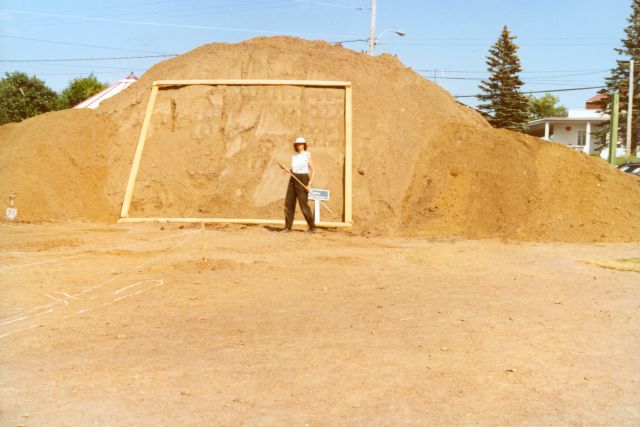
[277,160,335,216]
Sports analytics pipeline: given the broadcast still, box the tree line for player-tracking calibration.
[0,72,107,125]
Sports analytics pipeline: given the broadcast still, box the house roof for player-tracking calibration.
[586,93,608,103]
[526,116,609,128]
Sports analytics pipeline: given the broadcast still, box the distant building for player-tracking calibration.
[524,95,610,154]
[74,73,138,109]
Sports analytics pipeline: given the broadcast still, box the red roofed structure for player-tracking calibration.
[585,93,608,110]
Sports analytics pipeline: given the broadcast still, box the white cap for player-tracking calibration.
[295,136,306,143]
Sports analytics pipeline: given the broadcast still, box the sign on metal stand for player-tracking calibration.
[308,189,330,225]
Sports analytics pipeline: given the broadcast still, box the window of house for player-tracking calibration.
[577,130,586,146]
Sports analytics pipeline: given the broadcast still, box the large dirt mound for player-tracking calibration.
[1,37,639,242]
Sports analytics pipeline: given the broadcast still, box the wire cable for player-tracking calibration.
[454,86,606,98]
[0,33,174,55]
[0,54,177,63]
[5,9,360,38]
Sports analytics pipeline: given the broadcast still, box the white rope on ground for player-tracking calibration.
[0,230,198,325]
[0,280,166,339]
[0,229,200,272]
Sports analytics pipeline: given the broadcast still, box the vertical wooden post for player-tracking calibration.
[344,85,353,224]
[609,92,619,165]
[120,85,160,218]
[201,222,207,262]
[626,59,634,157]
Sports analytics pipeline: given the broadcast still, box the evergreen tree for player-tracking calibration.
[58,74,108,109]
[599,0,639,155]
[0,72,58,125]
[477,26,530,131]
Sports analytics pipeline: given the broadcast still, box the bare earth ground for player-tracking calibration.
[0,222,638,426]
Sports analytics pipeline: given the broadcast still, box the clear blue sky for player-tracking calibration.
[0,0,632,109]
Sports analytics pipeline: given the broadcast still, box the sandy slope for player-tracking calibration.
[1,37,639,241]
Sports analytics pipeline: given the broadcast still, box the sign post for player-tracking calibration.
[5,194,16,221]
[308,189,330,225]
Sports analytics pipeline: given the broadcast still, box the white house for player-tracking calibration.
[524,94,610,154]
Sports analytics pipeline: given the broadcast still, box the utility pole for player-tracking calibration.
[368,0,376,55]
[609,92,620,165]
[626,59,634,157]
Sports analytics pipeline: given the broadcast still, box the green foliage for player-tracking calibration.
[57,74,108,109]
[614,155,640,166]
[599,0,640,153]
[477,26,530,132]
[527,94,568,120]
[0,72,58,125]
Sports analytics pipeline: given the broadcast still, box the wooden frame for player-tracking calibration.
[118,79,353,228]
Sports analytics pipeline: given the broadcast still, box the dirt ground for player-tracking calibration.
[0,222,638,426]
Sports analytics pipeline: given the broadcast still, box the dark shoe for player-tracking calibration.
[280,228,292,233]
[306,227,316,234]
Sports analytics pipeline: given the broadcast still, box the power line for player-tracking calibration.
[333,38,368,44]
[53,0,303,18]
[415,68,609,76]
[5,9,360,38]
[418,76,604,85]
[398,35,618,42]
[380,41,616,47]
[44,0,178,15]
[0,70,147,76]
[115,1,302,20]
[2,1,336,31]
[413,69,607,85]
[0,54,177,63]
[454,86,606,99]
[1,61,146,71]
[0,34,173,55]
[291,0,357,9]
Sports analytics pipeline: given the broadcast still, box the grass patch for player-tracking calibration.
[585,256,640,273]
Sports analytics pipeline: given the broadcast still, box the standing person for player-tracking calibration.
[279,136,316,233]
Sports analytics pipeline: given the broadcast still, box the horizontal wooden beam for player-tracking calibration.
[153,79,352,88]
[117,217,352,228]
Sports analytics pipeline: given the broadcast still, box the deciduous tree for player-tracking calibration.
[58,74,108,109]
[0,72,58,125]
[527,94,568,120]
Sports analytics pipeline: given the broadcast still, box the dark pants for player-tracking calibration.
[284,173,315,229]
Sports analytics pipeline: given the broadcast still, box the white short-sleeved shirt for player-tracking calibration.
[291,151,311,174]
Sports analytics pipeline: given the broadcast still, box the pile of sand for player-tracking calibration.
[1,37,639,242]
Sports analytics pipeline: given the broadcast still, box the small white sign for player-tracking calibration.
[308,189,330,201]
[307,189,330,225]
[5,207,17,220]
